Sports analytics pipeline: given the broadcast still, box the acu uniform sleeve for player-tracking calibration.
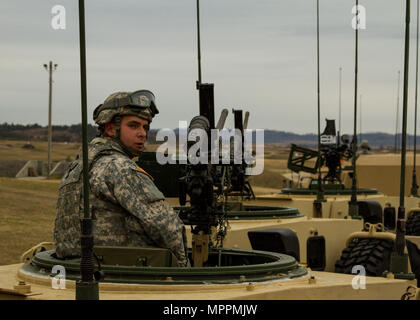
[108,161,189,267]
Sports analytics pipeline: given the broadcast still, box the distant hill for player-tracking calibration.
[258,131,416,150]
[0,123,416,149]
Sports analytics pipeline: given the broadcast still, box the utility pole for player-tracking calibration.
[43,61,58,178]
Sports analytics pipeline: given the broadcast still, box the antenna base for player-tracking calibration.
[410,171,419,197]
[75,281,99,300]
[348,201,362,220]
[389,253,415,279]
[313,198,326,218]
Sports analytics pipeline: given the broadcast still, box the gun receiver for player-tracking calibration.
[288,119,353,185]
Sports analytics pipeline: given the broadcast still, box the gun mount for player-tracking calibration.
[178,82,257,266]
[288,119,353,186]
[227,109,256,200]
[177,0,258,267]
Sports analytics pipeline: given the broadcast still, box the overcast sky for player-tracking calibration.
[0,0,417,134]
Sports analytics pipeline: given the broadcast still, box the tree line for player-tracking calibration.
[0,122,161,143]
[0,122,417,149]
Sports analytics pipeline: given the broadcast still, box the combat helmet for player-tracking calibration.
[93,89,159,156]
[93,90,159,125]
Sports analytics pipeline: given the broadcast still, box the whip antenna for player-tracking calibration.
[314,0,325,215]
[339,67,342,134]
[411,0,419,197]
[395,70,401,153]
[349,0,361,219]
[196,0,202,88]
[75,0,99,300]
[389,0,414,279]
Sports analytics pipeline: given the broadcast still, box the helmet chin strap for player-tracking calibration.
[116,139,142,158]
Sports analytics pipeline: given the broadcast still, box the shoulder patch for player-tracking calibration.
[136,165,154,180]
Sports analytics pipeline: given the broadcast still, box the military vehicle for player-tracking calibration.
[239,0,420,286]
[243,119,420,221]
[1,0,420,301]
[172,0,420,288]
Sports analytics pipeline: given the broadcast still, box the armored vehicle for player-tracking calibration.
[2,0,420,302]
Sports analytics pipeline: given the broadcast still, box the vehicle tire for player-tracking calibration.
[335,238,393,276]
[406,211,420,236]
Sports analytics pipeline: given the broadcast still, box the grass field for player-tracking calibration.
[0,177,60,265]
[0,139,164,161]
[0,139,81,161]
[0,164,286,265]
[0,140,289,265]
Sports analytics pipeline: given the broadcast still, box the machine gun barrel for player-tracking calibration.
[216,108,229,130]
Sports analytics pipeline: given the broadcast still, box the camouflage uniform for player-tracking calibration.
[54,137,189,267]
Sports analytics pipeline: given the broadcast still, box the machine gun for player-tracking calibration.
[178,84,225,267]
[178,84,256,266]
[178,0,256,267]
[226,110,255,200]
[288,119,353,185]
[225,109,255,200]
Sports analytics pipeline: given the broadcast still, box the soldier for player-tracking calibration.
[53,90,189,267]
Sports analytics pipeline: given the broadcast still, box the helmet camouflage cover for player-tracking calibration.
[93,90,159,125]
